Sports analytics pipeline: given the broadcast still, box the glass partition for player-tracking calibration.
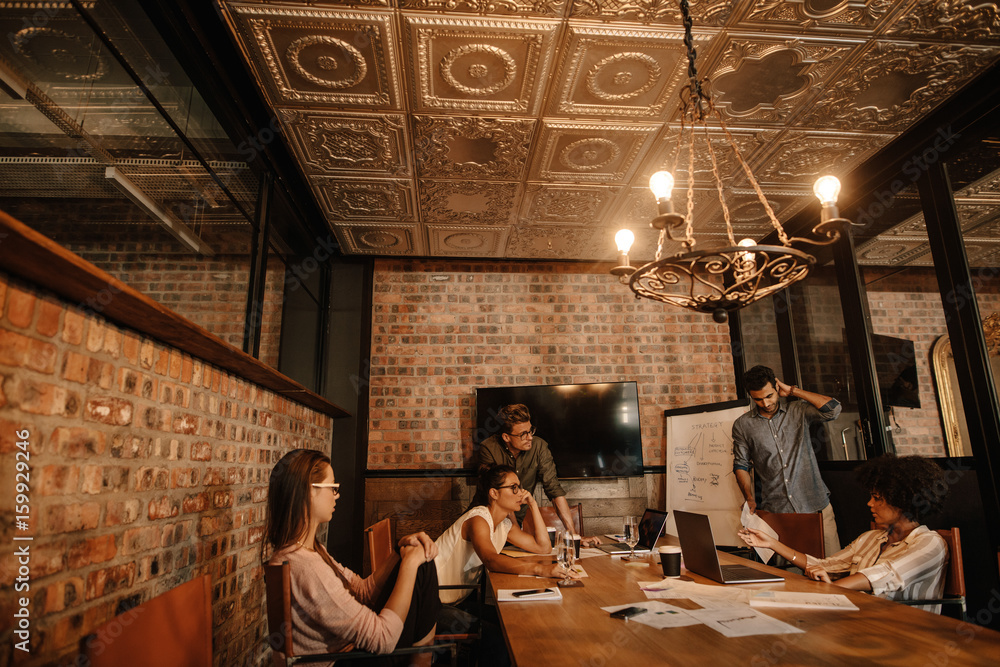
[0,0,263,354]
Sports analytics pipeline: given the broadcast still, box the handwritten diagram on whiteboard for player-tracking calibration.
[664,402,748,546]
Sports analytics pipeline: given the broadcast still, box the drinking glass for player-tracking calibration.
[557,531,576,586]
[623,516,639,559]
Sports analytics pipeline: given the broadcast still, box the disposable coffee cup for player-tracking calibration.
[659,546,682,577]
[547,527,557,548]
[572,534,581,559]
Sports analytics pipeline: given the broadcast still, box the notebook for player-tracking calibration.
[598,509,668,555]
[673,510,783,584]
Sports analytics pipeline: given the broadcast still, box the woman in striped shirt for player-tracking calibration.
[739,454,949,612]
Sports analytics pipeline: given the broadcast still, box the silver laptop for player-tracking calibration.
[673,510,783,584]
[598,509,668,555]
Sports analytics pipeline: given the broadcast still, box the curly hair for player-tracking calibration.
[855,454,948,523]
[472,464,517,507]
[744,365,777,392]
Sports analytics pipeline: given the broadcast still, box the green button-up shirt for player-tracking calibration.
[476,434,566,522]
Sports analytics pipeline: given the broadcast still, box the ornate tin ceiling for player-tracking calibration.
[219,0,1000,264]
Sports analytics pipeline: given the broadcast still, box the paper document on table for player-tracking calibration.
[749,591,858,611]
[497,588,562,602]
[685,606,805,638]
[741,502,778,564]
[501,547,542,558]
[641,578,752,604]
[601,601,701,630]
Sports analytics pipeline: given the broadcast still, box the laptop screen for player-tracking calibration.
[635,509,668,550]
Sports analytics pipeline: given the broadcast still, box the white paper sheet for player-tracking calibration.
[600,601,701,630]
[741,502,779,564]
[748,591,858,611]
[685,606,805,638]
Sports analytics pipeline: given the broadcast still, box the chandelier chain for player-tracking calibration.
[702,122,737,247]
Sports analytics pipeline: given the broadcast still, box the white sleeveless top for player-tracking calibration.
[434,506,512,604]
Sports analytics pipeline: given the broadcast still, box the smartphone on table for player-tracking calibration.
[610,606,647,620]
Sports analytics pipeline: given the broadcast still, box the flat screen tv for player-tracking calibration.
[871,333,921,409]
[474,381,644,478]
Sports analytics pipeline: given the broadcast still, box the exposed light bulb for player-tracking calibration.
[648,171,675,200]
[738,238,756,265]
[813,176,841,206]
[615,228,635,253]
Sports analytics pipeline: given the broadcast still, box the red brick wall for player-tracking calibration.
[367,259,738,470]
[0,273,331,667]
[66,248,286,369]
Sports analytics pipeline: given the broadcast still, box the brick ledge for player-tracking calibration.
[0,209,349,418]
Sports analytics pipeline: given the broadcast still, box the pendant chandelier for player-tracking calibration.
[611,0,846,324]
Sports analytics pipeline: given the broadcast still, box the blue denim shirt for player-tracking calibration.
[732,398,842,513]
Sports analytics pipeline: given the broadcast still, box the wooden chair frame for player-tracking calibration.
[364,518,481,661]
[756,509,825,561]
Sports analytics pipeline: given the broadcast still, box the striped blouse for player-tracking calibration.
[805,525,948,613]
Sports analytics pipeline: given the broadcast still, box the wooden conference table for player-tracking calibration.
[487,538,1000,666]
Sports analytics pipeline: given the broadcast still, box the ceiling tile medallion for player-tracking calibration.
[425,224,511,256]
[399,0,568,17]
[279,109,410,176]
[506,224,613,259]
[707,36,857,124]
[404,15,560,114]
[418,179,521,224]
[548,24,700,118]
[737,0,896,34]
[413,115,536,180]
[530,121,659,182]
[312,177,416,221]
[800,40,1000,131]
[335,223,420,254]
[227,4,401,108]
[753,130,893,187]
[568,0,734,26]
[519,184,623,225]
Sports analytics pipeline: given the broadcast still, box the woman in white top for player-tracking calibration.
[739,454,949,612]
[435,464,578,605]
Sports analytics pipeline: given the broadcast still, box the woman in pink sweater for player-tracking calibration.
[263,449,440,661]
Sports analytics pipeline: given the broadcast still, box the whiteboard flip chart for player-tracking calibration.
[664,401,748,546]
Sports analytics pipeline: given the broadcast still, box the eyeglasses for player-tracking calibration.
[508,427,535,440]
[312,483,341,495]
[497,483,522,493]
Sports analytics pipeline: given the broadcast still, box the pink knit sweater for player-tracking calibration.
[270,545,403,657]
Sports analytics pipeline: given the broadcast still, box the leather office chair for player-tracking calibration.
[521,503,583,535]
[755,509,825,564]
[898,527,966,619]
[364,518,480,648]
[82,574,212,667]
[264,561,457,666]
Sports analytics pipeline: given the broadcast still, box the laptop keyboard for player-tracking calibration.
[721,565,773,581]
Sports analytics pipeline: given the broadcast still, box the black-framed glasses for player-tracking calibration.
[508,427,536,440]
[497,483,522,493]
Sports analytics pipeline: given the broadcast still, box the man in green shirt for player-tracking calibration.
[476,404,601,546]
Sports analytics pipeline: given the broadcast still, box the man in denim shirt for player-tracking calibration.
[733,365,843,556]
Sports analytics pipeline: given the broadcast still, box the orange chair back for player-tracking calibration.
[365,517,395,574]
[937,528,965,597]
[756,510,825,559]
[83,574,212,667]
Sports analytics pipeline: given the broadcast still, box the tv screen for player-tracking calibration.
[474,381,644,478]
[871,334,920,409]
